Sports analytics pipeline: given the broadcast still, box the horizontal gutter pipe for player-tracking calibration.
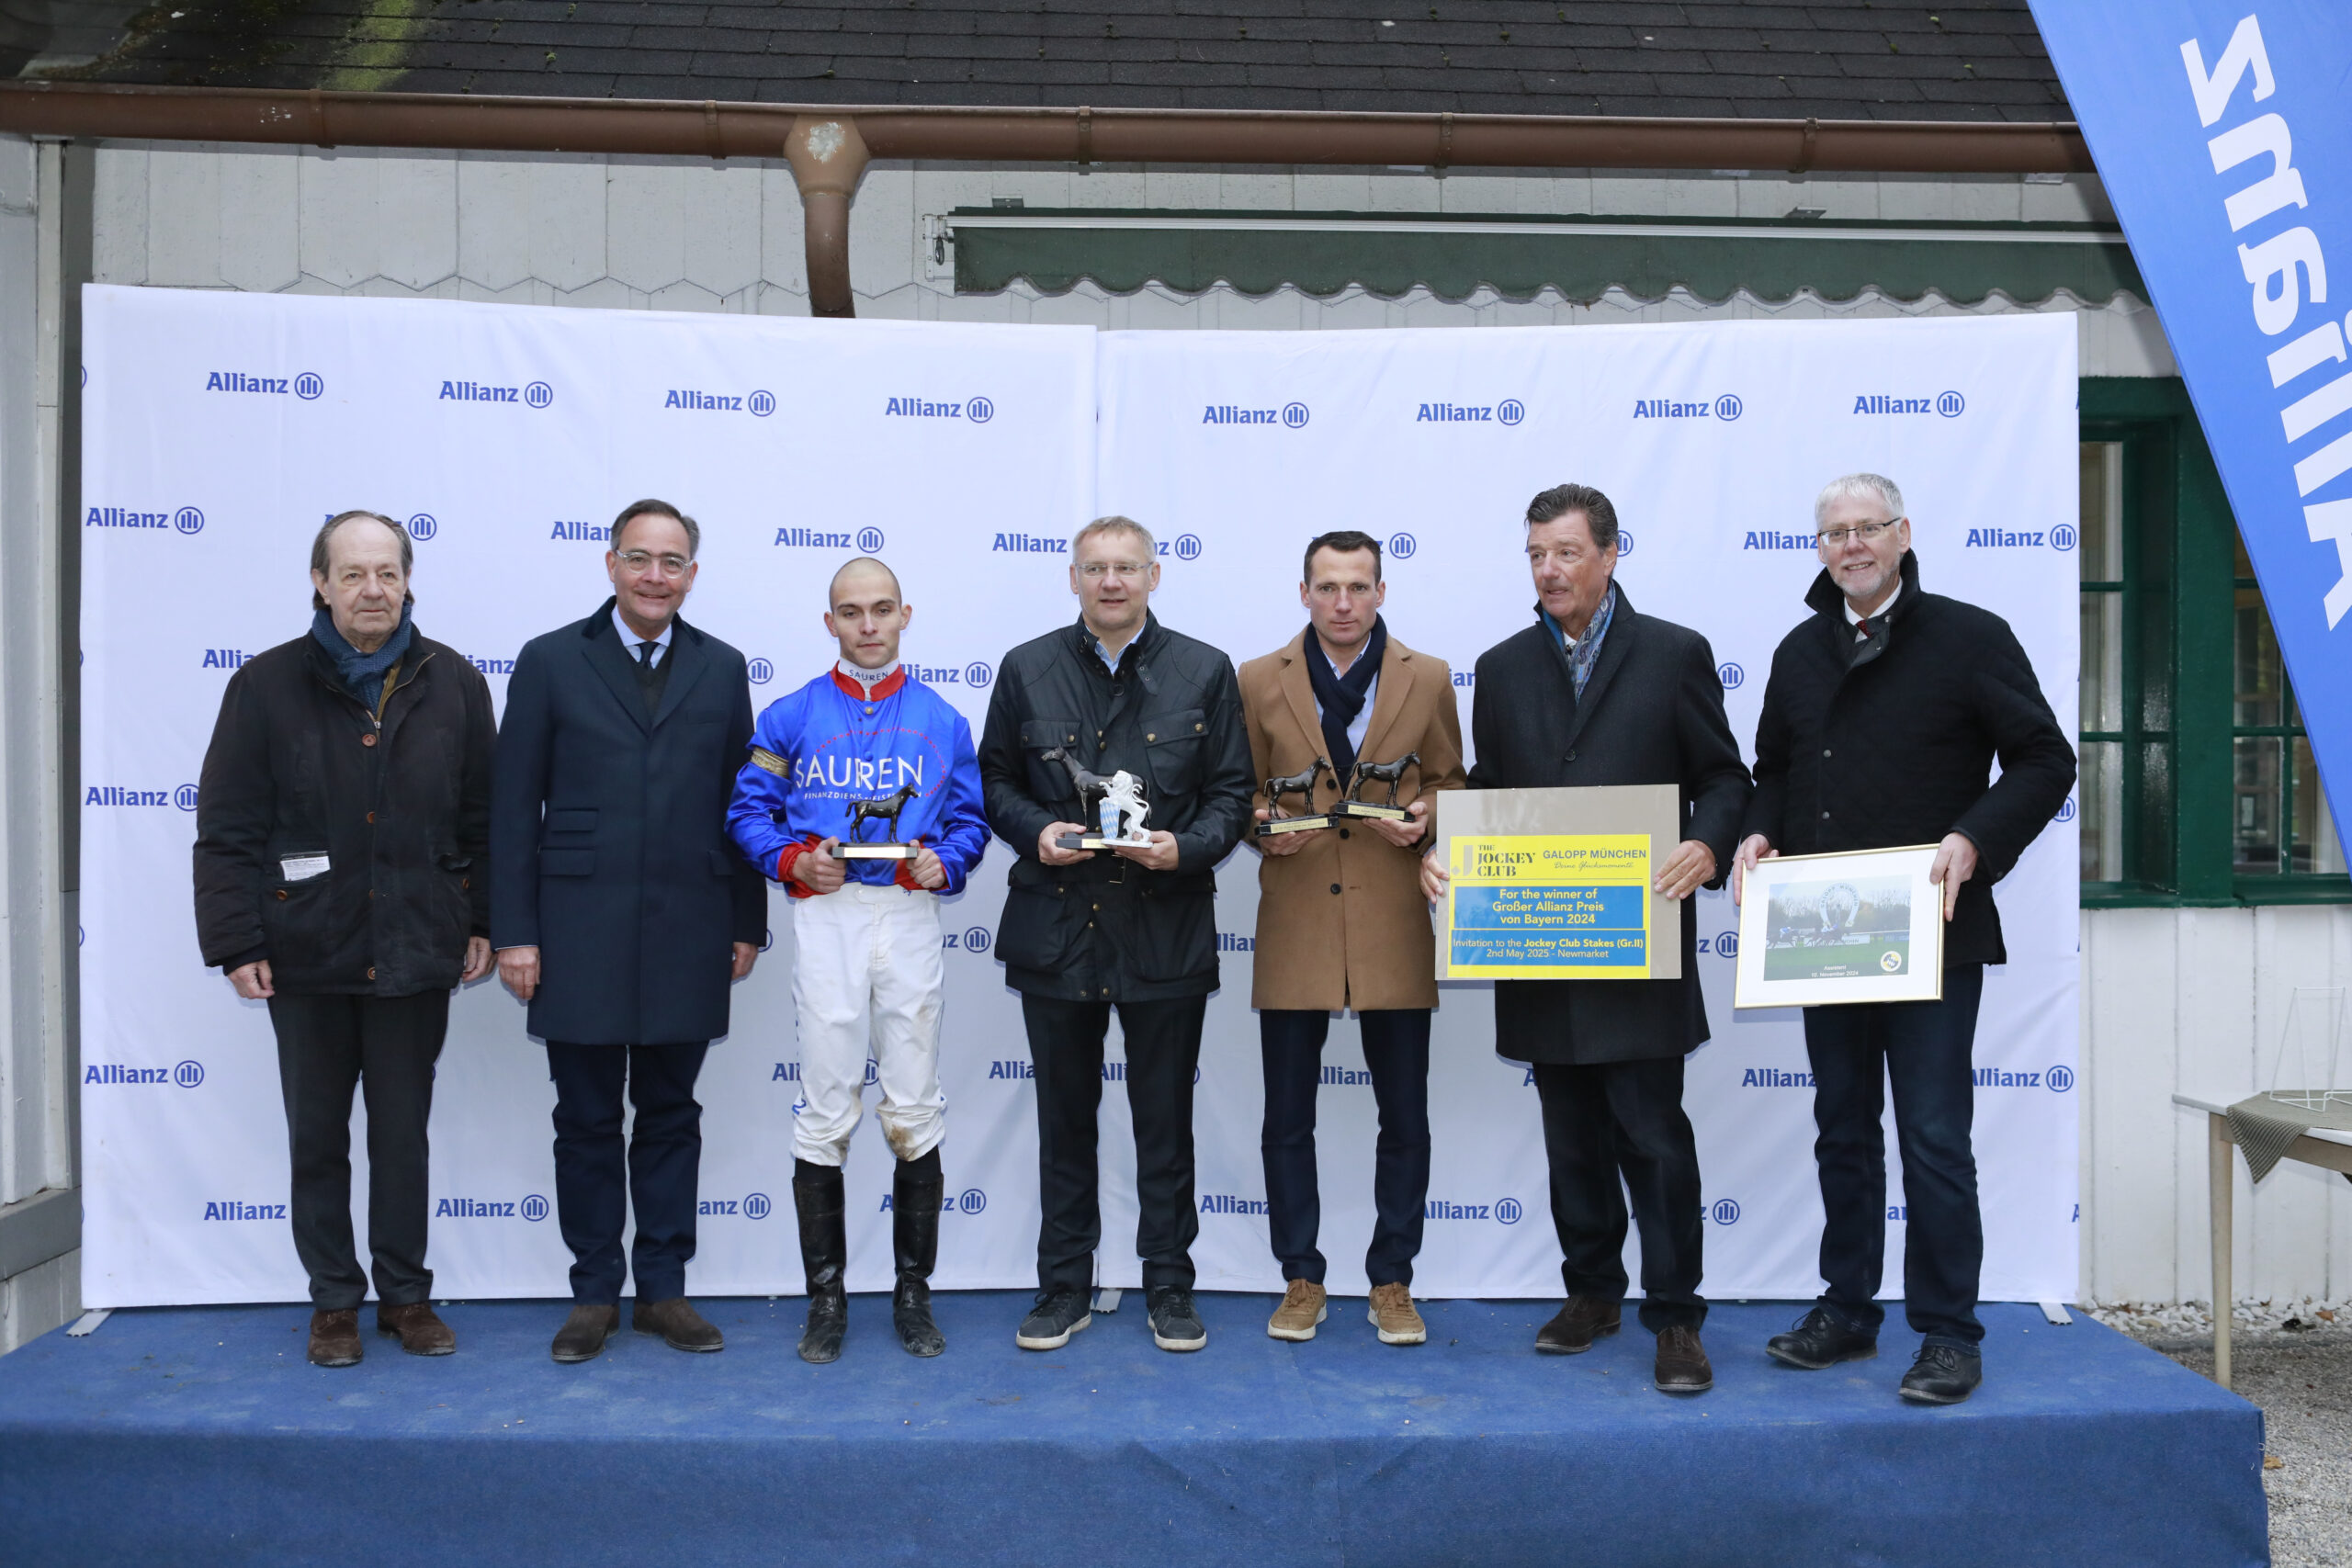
[0,81,2098,317]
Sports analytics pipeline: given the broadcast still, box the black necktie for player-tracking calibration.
[634,640,656,668]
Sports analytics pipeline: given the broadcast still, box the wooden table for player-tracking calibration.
[2174,1093,2352,1389]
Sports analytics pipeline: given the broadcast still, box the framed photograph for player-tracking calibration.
[1734,844,1945,1009]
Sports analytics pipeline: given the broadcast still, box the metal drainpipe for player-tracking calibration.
[784,115,871,320]
[0,83,2097,317]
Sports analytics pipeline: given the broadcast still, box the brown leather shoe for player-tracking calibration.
[633,1296,725,1352]
[1266,1279,1328,1342]
[1654,1325,1713,1393]
[1367,1282,1427,1346]
[376,1302,456,1356]
[1534,1294,1622,1354]
[308,1308,363,1368]
[551,1303,619,1364]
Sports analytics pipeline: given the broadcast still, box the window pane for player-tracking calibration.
[2080,740,2124,880]
[2082,592,2122,733]
[2291,737,2346,875]
[2234,587,2286,728]
[2079,442,2124,581]
[2234,736,2285,875]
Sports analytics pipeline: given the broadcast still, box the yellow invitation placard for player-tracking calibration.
[1443,833,1656,980]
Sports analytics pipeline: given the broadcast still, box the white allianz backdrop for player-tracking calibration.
[79,286,2080,1309]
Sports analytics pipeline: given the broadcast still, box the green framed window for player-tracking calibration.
[2079,378,2349,906]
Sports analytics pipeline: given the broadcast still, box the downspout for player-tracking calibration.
[0,83,2098,318]
[784,115,870,319]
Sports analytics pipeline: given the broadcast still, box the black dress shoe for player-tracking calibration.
[633,1297,725,1352]
[1534,1294,1622,1354]
[1015,1286,1091,1351]
[1899,1341,1983,1404]
[1767,1306,1879,1371]
[1654,1325,1713,1393]
[1147,1286,1207,1352]
[550,1303,619,1364]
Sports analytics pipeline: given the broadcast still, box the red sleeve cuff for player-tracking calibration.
[776,839,821,899]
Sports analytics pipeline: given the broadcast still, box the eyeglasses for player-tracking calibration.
[1815,518,1904,547]
[616,549,692,578]
[1078,561,1148,581]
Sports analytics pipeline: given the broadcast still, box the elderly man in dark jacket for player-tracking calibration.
[978,514,1253,1357]
[1430,482,1751,1395]
[1735,472,2075,1407]
[195,510,495,1369]
[492,498,766,1364]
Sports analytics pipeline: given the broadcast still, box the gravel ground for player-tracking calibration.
[2089,1299,2352,1568]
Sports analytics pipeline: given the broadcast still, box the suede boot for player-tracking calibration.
[892,1147,945,1358]
[793,1159,849,1364]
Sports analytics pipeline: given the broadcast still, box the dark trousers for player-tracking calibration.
[1532,1055,1707,1332]
[1022,993,1207,1293]
[546,1042,709,1305]
[1803,963,1985,1346]
[1260,1008,1431,1288]
[266,990,448,1311]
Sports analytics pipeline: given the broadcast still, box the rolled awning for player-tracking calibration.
[946,210,2143,306]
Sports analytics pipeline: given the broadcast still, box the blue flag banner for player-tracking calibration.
[2032,2,2352,827]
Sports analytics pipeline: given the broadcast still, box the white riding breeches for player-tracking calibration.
[788,881,948,1167]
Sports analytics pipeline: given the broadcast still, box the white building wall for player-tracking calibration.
[35,139,2312,1325]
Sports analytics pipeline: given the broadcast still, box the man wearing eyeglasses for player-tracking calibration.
[492,498,767,1364]
[1733,472,2074,1406]
[978,515,1254,1356]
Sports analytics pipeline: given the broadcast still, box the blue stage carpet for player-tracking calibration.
[0,1294,2263,1568]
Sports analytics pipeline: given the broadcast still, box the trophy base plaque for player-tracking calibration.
[1330,801,1410,822]
[1057,833,1158,852]
[831,842,920,861]
[1255,814,1334,838]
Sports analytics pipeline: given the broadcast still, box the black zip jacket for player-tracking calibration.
[1744,551,2076,968]
[194,628,496,995]
[979,612,1254,1001]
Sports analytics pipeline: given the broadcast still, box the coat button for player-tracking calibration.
[1091,903,1100,911]
[1147,733,1156,742]
[361,733,377,747]
[1329,883,1342,896]
[1821,810,1832,820]
[1822,748,1833,759]
[1101,987,1110,997]
[1564,749,1577,763]
[461,877,470,889]
[366,811,375,824]
[366,966,377,980]
[274,889,288,900]
[1338,827,1351,840]
[1194,723,1203,732]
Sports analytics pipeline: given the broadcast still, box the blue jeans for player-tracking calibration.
[1802,964,1985,1346]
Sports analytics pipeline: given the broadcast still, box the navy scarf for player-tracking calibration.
[1302,616,1386,780]
[311,601,414,714]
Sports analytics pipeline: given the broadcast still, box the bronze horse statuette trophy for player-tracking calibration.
[1255,757,1335,839]
[1042,747,1149,851]
[1332,751,1419,822]
[831,782,922,860]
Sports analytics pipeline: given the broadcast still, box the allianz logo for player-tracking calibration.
[87,1061,205,1088]
[89,505,202,533]
[666,389,775,416]
[1200,1193,1269,1215]
[1854,391,1965,417]
[88,784,198,809]
[439,378,554,408]
[1743,531,1814,551]
[1426,1196,1523,1224]
[465,655,516,675]
[880,1188,989,1213]
[436,1195,551,1221]
[204,1201,288,1221]
[1633,394,1742,421]
[698,1192,774,1219]
[202,649,250,668]
[987,1059,1035,1079]
[207,370,322,400]
[1100,1062,1203,1084]
[1318,1065,1373,1085]
[1204,401,1309,428]
[774,1059,884,1086]
[994,534,1067,553]
[776,526,887,552]
[886,395,993,423]
[1966,525,2077,552]
[1417,400,1524,424]
[1976,1065,2075,1091]
[550,521,611,542]
[1217,931,1255,952]
[1742,1067,1815,1088]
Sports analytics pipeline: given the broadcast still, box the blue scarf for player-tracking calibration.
[311,602,414,714]
[1302,615,1386,780]
[1543,583,1616,701]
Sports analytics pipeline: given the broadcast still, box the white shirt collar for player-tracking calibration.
[612,606,675,661]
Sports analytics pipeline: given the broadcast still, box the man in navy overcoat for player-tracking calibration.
[491,498,767,1362]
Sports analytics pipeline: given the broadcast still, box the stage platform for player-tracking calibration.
[0,1293,2264,1568]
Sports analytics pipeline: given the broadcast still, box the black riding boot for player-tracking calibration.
[892,1147,945,1358]
[793,1159,849,1364]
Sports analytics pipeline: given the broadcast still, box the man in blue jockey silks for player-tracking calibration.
[728,557,987,1363]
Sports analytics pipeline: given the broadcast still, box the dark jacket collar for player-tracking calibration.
[583,595,704,649]
[1805,548,1921,624]
[1071,609,1160,673]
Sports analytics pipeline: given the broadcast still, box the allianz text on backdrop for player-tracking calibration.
[86,289,2079,1318]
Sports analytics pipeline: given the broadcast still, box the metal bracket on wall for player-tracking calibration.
[0,1185,80,1281]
